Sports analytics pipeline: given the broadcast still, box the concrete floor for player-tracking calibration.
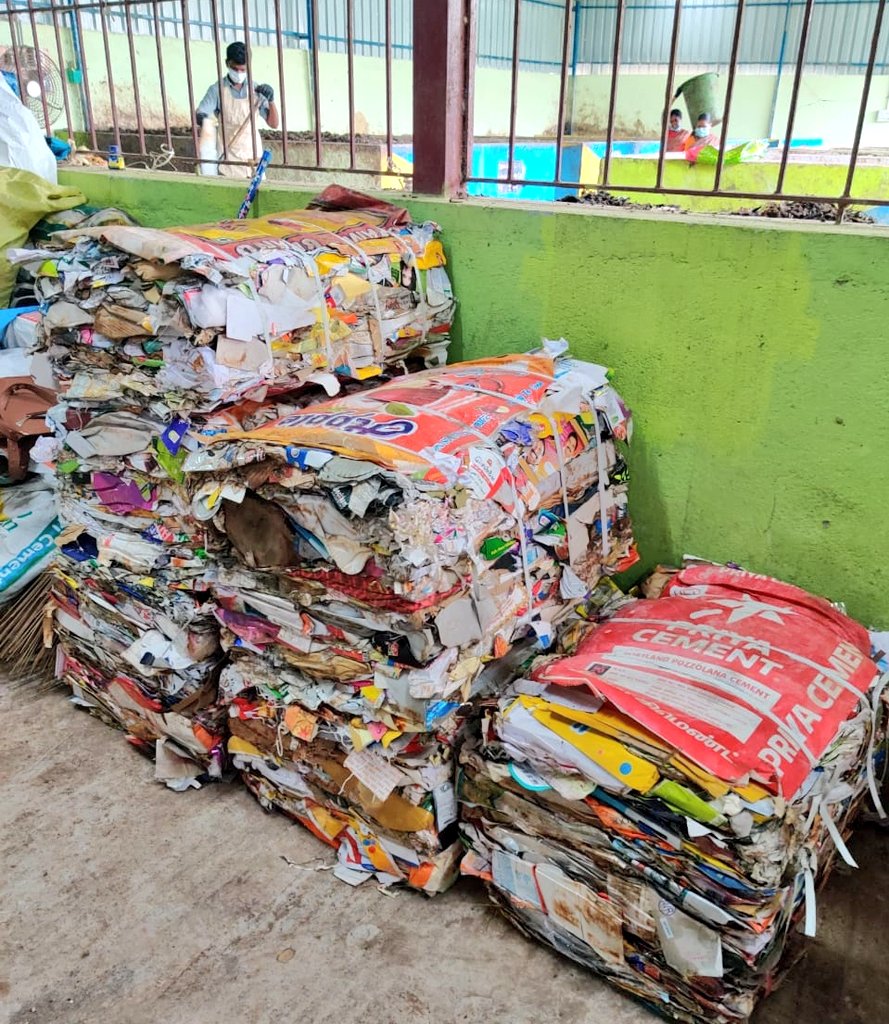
[1,682,887,1024]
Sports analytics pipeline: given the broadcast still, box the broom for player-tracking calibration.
[0,569,56,689]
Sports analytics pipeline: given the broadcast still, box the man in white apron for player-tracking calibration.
[195,41,279,179]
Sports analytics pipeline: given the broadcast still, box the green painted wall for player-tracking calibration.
[602,157,889,212]
[58,168,889,625]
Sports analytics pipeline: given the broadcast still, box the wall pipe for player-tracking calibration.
[768,0,793,138]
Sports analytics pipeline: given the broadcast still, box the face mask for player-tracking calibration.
[228,69,247,85]
[694,126,709,138]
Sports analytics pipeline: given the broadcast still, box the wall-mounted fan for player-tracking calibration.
[0,45,64,126]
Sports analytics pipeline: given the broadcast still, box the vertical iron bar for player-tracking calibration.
[346,0,355,169]
[273,0,288,164]
[241,0,260,164]
[554,0,573,184]
[152,2,172,149]
[775,0,816,194]
[3,3,28,137]
[72,0,97,150]
[50,8,75,143]
[412,0,465,194]
[25,0,53,133]
[384,0,393,168]
[123,2,146,154]
[601,0,626,187]
[309,0,322,165]
[208,1,229,173]
[98,0,121,148]
[462,0,478,188]
[713,0,747,192]
[655,0,682,190]
[840,0,886,207]
[180,1,201,166]
[507,0,521,181]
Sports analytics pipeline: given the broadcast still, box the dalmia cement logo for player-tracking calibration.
[688,594,797,625]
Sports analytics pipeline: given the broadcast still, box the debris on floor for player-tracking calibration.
[560,190,682,212]
[733,201,875,223]
[459,561,888,1023]
[202,344,637,891]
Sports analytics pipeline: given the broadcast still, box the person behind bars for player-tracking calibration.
[195,41,279,178]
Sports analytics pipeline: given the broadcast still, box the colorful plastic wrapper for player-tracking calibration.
[459,564,888,1022]
[13,202,453,410]
[190,348,637,891]
[21,193,454,791]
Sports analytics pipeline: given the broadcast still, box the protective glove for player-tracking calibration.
[255,84,274,103]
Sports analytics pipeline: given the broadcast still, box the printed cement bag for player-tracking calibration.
[534,564,877,799]
[0,476,59,603]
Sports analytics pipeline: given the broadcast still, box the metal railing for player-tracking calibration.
[463,0,889,220]
[2,0,889,218]
[2,0,408,179]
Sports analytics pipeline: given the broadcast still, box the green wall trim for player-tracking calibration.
[604,157,889,212]
[58,168,889,626]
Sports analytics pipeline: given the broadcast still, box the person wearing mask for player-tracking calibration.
[666,108,689,152]
[684,112,718,161]
[195,41,279,178]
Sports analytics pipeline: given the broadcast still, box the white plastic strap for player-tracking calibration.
[866,671,889,817]
[803,864,817,937]
[821,803,859,868]
[301,252,336,372]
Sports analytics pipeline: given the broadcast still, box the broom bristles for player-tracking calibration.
[0,571,56,688]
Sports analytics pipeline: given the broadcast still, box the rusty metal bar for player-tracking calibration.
[346,0,356,169]
[507,0,521,181]
[462,0,478,188]
[655,0,682,190]
[413,0,465,195]
[465,175,889,209]
[25,0,53,134]
[713,0,747,192]
[98,0,122,148]
[554,0,573,183]
[272,0,288,164]
[49,7,75,143]
[840,0,886,213]
[152,2,172,149]
[97,0,121,149]
[208,0,229,168]
[180,1,201,166]
[384,0,393,168]
[2,3,24,96]
[309,0,322,166]
[241,0,260,165]
[64,148,394,176]
[3,4,27,128]
[123,2,146,154]
[775,0,816,195]
[72,0,97,150]
[601,0,626,187]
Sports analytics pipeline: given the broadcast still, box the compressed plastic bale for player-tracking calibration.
[188,347,637,891]
[459,563,888,1023]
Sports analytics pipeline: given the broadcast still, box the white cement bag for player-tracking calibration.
[0,476,59,603]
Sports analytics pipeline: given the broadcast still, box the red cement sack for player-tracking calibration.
[534,565,877,799]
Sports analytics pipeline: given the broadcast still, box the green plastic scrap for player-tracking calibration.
[651,779,727,828]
